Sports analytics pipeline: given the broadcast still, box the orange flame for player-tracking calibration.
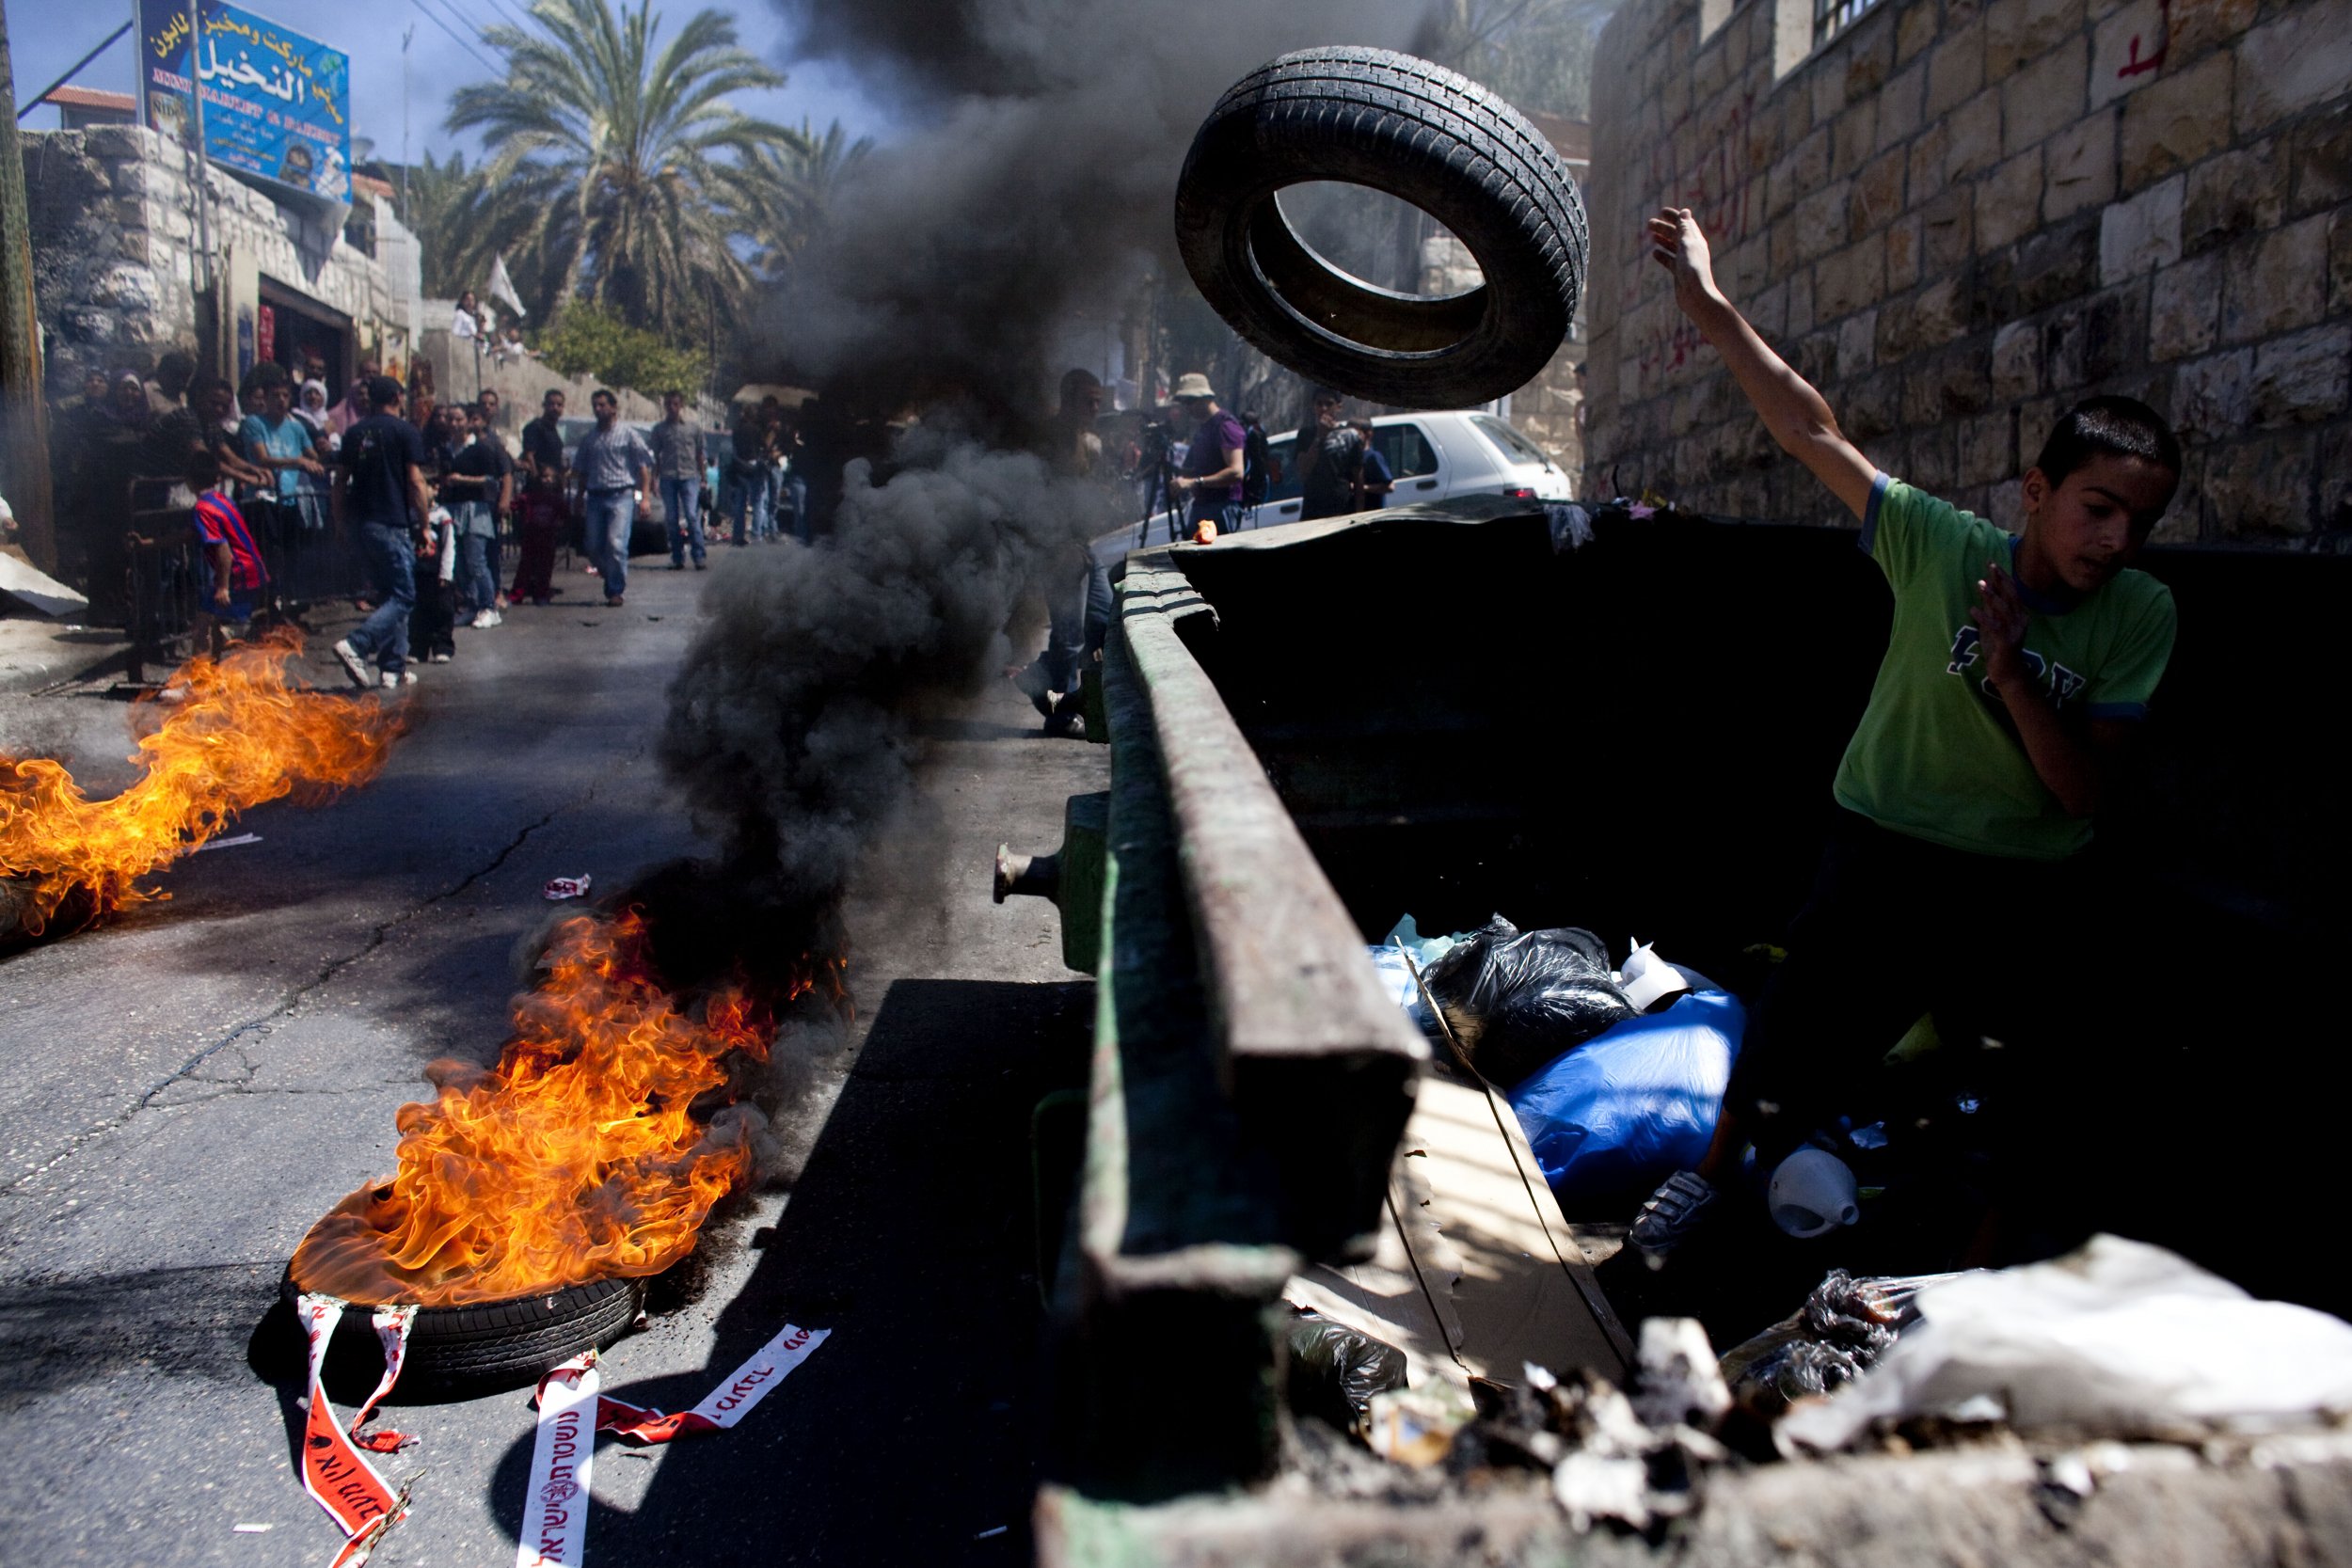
[0,632,404,937]
[292,911,834,1307]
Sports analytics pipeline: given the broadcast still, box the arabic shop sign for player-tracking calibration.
[137,0,352,207]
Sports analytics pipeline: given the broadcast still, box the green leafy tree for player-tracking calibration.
[538,302,708,399]
[448,0,805,338]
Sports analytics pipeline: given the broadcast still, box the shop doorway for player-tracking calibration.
[258,277,352,399]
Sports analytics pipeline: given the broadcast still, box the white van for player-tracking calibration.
[1248,409,1573,527]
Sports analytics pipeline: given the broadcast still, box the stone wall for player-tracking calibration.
[1582,0,2351,544]
[24,126,399,381]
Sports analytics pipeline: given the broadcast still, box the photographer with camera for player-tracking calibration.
[1166,372,1247,544]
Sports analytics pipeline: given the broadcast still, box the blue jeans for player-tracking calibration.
[347,521,417,675]
[783,473,809,542]
[662,476,705,564]
[755,470,777,539]
[586,489,633,600]
[453,501,498,610]
[728,468,770,545]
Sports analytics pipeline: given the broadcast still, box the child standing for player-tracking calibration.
[1629,209,2182,1261]
[186,449,269,657]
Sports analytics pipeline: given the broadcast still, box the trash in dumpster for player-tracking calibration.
[1767,1147,1862,1238]
[1420,916,1636,1088]
[1777,1235,2352,1452]
[1286,1309,1408,1438]
[1717,1269,1959,1422]
[1366,1380,1479,1466]
[1443,1331,1733,1531]
[1505,989,1745,1207]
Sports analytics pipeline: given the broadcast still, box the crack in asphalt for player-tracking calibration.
[0,797,578,1201]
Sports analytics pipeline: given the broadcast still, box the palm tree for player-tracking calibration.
[386,149,548,304]
[720,119,873,281]
[448,0,803,339]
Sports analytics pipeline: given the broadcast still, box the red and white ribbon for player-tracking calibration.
[517,1323,828,1565]
[588,1321,829,1445]
[516,1356,601,1568]
[294,1294,416,1567]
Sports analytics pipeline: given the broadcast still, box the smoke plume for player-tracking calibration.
[769,0,1424,401]
[655,0,1426,935]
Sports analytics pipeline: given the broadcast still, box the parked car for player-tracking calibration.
[557,417,666,556]
[1248,408,1573,527]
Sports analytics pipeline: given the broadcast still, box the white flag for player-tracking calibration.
[488,254,527,320]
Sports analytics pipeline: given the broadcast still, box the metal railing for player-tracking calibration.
[119,480,373,683]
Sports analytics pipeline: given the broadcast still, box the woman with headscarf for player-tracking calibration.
[295,379,334,445]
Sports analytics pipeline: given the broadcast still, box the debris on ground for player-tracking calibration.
[543,874,592,900]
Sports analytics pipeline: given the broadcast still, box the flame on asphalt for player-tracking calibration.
[0,631,403,937]
[293,909,845,1307]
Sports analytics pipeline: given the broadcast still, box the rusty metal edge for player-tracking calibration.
[1114,552,1430,1074]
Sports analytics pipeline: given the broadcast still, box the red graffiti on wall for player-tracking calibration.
[2117,0,2169,77]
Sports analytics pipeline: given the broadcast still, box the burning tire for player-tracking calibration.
[1173,47,1588,409]
[282,1270,645,1390]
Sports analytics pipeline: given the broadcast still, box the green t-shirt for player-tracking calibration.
[1832,474,2177,862]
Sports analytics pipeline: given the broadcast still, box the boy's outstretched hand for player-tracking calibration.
[1647,207,1723,316]
[1970,562,2034,695]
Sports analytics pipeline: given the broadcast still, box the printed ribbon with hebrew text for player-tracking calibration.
[293,1294,417,1568]
[516,1323,828,1567]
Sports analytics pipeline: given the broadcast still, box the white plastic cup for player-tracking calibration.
[1769,1148,1861,1238]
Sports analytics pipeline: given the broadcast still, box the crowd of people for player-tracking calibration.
[38,340,822,691]
[38,344,1394,704]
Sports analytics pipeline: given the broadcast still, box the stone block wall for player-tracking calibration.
[24,126,398,382]
[1582,0,2351,544]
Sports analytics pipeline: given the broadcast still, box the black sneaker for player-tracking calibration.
[1630,1169,1719,1266]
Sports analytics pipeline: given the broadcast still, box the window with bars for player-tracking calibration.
[1814,0,1883,46]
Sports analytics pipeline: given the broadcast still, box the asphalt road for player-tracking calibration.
[0,544,1107,1566]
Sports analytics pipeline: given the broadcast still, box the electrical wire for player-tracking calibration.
[405,0,501,77]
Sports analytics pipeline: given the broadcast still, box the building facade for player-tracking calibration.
[24,125,420,397]
[1581,0,2349,544]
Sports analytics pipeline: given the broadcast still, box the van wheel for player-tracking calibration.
[282,1270,645,1391]
[1174,48,1588,409]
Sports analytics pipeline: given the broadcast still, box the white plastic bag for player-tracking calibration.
[1779,1234,2352,1451]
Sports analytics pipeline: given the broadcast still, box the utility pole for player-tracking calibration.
[401,24,413,214]
[187,0,217,372]
[0,0,60,572]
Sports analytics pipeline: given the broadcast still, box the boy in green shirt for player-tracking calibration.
[1630,208,2181,1260]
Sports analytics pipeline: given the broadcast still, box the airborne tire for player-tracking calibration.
[1174,47,1589,409]
[283,1271,646,1392]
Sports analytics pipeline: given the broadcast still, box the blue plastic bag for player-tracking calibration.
[1504,990,1745,1209]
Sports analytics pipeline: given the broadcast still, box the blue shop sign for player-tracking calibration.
[138,1,352,207]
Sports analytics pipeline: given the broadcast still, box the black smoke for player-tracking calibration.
[767,0,1424,403]
[654,1,1422,991]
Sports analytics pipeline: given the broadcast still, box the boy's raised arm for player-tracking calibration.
[1648,208,1877,519]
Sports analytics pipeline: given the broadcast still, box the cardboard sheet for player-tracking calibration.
[1287,1067,1631,1391]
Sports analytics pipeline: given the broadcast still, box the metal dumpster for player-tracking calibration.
[1017,498,2349,1553]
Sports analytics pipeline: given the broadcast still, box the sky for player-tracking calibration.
[8,0,896,164]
